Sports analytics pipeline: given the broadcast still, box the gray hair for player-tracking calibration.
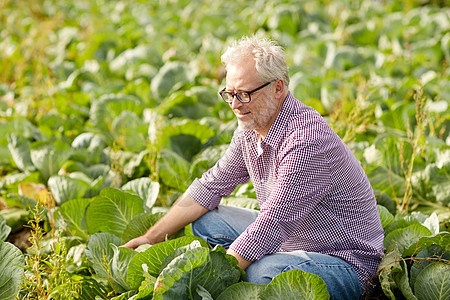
[221,36,289,88]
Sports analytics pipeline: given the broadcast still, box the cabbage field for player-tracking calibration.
[0,0,449,299]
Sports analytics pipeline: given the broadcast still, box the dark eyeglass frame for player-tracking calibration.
[219,79,276,103]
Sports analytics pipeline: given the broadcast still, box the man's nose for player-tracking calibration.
[230,95,243,109]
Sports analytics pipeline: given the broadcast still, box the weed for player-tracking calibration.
[19,202,82,299]
[329,80,376,145]
[398,87,428,213]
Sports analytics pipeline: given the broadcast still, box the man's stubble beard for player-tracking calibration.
[236,95,277,132]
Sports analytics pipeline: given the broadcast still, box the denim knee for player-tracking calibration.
[192,206,259,248]
[191,210,212,237]
[191,209,236,248]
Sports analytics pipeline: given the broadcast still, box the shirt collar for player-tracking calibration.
[240,92,296,148]
[261,92,296,148]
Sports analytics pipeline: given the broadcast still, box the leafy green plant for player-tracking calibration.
[0,240,25,299]
[151,243,241,299]
[217,270,330,300]
[0,215,11,241]
[377,207,450,299]
[0,0,449,298]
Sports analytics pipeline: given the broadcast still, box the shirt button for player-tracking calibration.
[261,179,265,184]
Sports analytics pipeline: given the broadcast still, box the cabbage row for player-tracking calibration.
[0,0,448,299]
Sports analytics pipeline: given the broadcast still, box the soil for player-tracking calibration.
[1,196,32,252]
[6,227,32,252]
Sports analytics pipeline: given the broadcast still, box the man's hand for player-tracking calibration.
[121,235,151,250]
[227,248,253,270]
[121,193,208,250]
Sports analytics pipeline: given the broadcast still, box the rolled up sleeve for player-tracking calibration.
[186,129,250,210]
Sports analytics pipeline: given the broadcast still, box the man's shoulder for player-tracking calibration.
[267,93,333,149]
[285,101,331,142]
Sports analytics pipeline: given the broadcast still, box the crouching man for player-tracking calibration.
[123,36,384,300]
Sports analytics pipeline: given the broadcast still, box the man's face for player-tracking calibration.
[225,56,280,137]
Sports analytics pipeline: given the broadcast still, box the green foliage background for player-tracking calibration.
[0,0,449,299]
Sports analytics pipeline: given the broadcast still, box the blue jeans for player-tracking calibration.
[192,205,362,300]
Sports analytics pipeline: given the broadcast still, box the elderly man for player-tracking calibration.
[123,36,384,299]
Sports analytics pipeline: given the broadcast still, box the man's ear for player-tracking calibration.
[275,79,285,98]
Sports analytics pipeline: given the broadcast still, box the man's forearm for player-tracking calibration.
[226,248,253,270]
[143,193,209,244]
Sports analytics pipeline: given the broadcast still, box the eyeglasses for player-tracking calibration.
[219,79,276,103]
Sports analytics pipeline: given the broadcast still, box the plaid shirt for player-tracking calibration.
[187,92,384,289]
